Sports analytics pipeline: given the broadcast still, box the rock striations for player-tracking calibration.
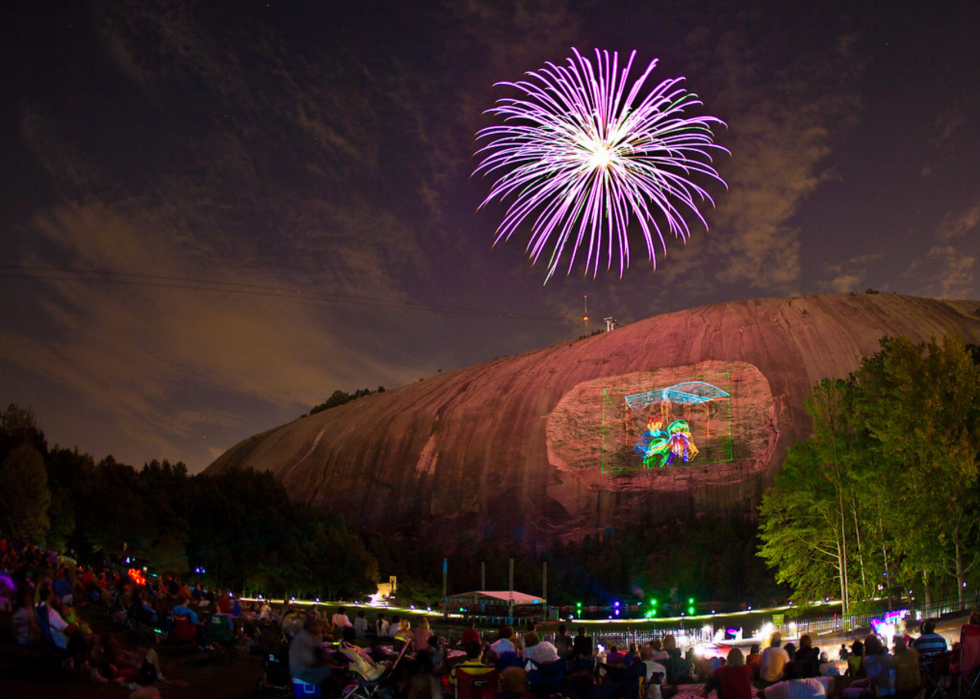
[205,294,980,551]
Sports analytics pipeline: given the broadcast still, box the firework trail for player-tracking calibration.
[475,48,728,282]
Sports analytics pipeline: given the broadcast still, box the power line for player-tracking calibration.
[0,264,568,323]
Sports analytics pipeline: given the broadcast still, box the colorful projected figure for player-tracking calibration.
[626,381,727,468]
[634,419,698,468]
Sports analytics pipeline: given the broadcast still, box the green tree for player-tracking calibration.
[0,444,51,542]
[854,334,980,603]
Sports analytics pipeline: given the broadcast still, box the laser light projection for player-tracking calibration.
[601,375,733,474]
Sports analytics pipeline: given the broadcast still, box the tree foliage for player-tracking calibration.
[759,334,980,608]
[0,444,51,542]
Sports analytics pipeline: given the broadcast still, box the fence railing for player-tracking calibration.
[775,590,980,639]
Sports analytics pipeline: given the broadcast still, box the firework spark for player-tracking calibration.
[475,48,728,282]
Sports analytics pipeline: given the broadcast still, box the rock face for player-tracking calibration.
[206,294,980,551]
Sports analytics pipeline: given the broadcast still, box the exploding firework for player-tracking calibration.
[474,48,728,282]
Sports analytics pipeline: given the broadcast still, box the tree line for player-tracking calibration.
[758,334,980,613]
[0,409,378,600]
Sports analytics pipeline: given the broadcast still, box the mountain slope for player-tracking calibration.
[205,294,980,550]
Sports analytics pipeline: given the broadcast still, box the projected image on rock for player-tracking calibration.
[602,375,733,473]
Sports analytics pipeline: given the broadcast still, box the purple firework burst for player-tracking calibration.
[474,48,729,282]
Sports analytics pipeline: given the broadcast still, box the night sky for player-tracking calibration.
[1,0,978,472]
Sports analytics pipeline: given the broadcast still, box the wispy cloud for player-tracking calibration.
[937,202,980,241]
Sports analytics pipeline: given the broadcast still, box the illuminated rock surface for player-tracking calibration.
[205,294,980,550]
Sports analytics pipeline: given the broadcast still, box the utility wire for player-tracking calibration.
[0,264,568,322]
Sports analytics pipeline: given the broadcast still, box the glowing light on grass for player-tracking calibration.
[475,48,728,282]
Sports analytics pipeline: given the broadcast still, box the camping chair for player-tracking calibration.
[203,613,239,661]
[456,667,499,699]
[957,625,980,699]
[169,612,199,646]
[923,652,952,699]
[528,658,567,699]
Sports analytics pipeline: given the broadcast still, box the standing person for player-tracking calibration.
[572,626,593,660]
[331,606,352,631]
[553,623,573,660]
[354,609,369,639]
[462,618,481,646]
[376,612,389,638]
[706,647,753,699]
[760,632,791,684]
[640,645,668,699]
[414,617,434,650]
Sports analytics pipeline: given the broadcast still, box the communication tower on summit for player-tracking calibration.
[583,295,589,334]
[603,317,618,332]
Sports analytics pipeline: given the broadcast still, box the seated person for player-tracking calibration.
[407,649,442,699]
[171,594,200,624]
[428,634,446,673]
[491,625,516,654]
[606,644,626,665]
[496,666,534,699]
[760,633,791,683]
[290,618,344,690]
[12,589,41,646]
[843,636,895,699]
[706,647,753,699]
[892,638,920,699]
[913,620,948,672]
[818,653,840,676]
[761,670,835,699]
[846,641,865,678]
[451,640,494,687]
[524,631,560,666]
[99,632,165,684]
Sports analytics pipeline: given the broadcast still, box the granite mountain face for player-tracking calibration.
[205,294,980,551]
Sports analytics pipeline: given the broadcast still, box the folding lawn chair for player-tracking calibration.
[204,613,239,661]
[456,667,499,699]
[923,651,951,699]
[957,624,980,699]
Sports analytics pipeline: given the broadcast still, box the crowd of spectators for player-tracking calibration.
[4,536,975,699]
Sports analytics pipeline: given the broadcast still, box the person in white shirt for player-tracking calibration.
[761,632,791,683]
[331,606,352,631]
[524,632,560,665]
[490,625,516,654]
[640,646,668,699]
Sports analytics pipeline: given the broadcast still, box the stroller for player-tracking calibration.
[340,639,413,699]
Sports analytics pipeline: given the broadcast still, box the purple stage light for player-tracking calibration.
[475,48,728,282]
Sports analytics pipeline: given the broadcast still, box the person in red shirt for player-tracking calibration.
[706,647,753,699]
[217,589,232,614]
[462,618,482,646]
